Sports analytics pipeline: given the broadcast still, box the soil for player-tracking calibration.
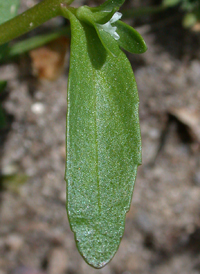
[0,0,200,274]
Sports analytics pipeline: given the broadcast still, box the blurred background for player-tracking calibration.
[0,0,200,273]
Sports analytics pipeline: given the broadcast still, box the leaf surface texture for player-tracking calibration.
[65,11,141,268]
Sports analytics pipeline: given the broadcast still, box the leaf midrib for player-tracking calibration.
[94,68,101,214]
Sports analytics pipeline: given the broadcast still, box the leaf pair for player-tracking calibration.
[75,3,147,57]
[65,1,146,269]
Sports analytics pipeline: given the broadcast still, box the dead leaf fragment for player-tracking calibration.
[192,22,200,32]
[169,107,200,143]
[47,247,68,274]
[30,37,69,81]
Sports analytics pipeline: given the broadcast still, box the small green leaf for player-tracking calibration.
[76,6,115,25]
[0,81,7,92]
[0,0,19,126]
[114,20,147,54]
[76,5,147,57]
[76,7,122,57]
[162,0,181,7]
[3,26,70,60]
[66,10,141,268]
[0,0,20,25]
[76,0,125,25]
[0,173,28,193]
[95,0,125,12]
[95,24,121,57]
[0,0,20,60]
[183,12,197,27]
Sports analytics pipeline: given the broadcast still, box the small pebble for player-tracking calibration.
[1,163,18,175]
[47,247,68,274]
[5,234,23,251]
[31,102,45,115]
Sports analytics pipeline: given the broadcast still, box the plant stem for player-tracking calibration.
[0,0,73,46]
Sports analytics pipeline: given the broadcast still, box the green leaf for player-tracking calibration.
[181,0,199,11]
[3,26,70,60]
[76,6,147,57]
[95,24,121,57]
[76,7,121,57]
[76,6,115,25]
[95,0,125,12]
[0,81,7,92]
[162,0,181,7]
[183,12,197,27]
[76,0,125,25]
[114,20,147,54]
[0,0,19,127]
[0,173,28,193]
[0,0,20,60]
[0,0,20,25]
[65,11,141,268]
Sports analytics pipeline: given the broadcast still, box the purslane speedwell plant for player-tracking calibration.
[0,0,147,268]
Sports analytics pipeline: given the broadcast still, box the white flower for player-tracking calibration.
[97,12,122,40]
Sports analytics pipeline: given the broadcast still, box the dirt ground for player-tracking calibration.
[1,0,200,273]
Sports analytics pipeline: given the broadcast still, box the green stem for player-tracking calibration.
[122,5,167,19]
[0,0,73,46]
